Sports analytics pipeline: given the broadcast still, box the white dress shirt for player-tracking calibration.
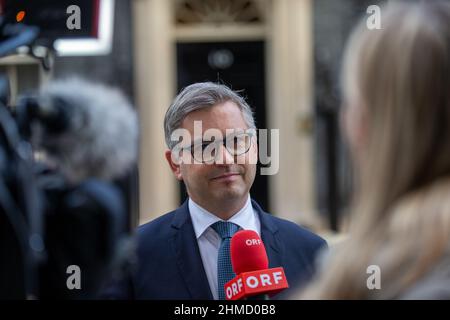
[188,195,261,300]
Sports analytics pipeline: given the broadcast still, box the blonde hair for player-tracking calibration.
[302,1,450,299]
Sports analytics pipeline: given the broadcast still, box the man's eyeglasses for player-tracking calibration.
[176,131,255,164]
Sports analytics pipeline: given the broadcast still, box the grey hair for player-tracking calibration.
[164,82,256,149]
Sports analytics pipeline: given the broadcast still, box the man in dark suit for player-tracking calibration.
[102,82,326,299]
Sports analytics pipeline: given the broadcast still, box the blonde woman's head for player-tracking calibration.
[303,1,450,299]
[342,0,450,231]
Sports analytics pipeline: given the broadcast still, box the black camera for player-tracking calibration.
[0,2,135,300]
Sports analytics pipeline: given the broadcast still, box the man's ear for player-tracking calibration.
[165,150,183,181]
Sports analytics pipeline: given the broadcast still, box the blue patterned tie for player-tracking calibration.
[211,221,240,300]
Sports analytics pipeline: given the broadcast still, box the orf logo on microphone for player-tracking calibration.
[224,267,289,300]
[245,238,261,246]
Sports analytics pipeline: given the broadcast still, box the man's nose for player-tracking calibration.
[215,143,234,165]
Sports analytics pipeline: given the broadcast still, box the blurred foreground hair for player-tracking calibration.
[302,1,450,299]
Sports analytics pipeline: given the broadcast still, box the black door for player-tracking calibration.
[176,41,269,211]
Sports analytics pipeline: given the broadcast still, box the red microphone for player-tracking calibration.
[224,230,289,300]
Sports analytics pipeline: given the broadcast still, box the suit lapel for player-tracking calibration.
[169,200,213,299]
[251,200,284,268]
[168,199,280,299]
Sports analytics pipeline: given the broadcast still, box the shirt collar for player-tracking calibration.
[188,195,257,239]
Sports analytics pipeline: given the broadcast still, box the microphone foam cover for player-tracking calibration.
[230,230,269,275]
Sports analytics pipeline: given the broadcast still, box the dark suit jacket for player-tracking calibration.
[101,199,327,299]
